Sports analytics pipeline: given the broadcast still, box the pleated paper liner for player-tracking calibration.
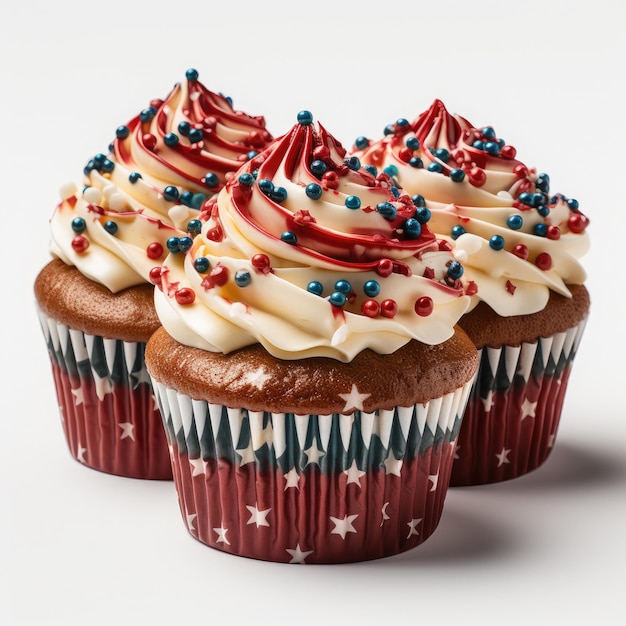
[152,379,473,564]
[37,309,172,480]
[450,317,587,487]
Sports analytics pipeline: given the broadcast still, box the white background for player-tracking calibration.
[2,1,625,624]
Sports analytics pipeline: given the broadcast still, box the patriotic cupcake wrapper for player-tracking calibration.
[451,317,588,486]
[37,309,172,480]
[152,379,473,564]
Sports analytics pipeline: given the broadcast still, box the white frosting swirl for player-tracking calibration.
[154,114,471,361]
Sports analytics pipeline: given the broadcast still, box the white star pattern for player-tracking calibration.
[76,444,87,464]
[383,453,403,476]
[380,502,391,527]
[58,405,65,424]
[213,526,230,545]
[428,473,439,492]
[481,390,495,412]
[453,444,461,460]
[118,422,135,441]
[338,384,370,413]
[236,441,256,466]
[186,513,197,533]
[71,387,84,406]
[496,447,511,466]
[246,505,271,528]
[94,375,113,401]
[189,458,206,477]
[547,433,556,448]
[407,518,422,538]
[283,468,300,490]
[304,444,325,466]
[521,397,537,420]
[343,461,366,487]
[329,514,358,540]
[131,368,151,388]
[286,544,313,564]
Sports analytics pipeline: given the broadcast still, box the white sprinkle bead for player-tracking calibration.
[82,187,102,204]
[108,192,128,211]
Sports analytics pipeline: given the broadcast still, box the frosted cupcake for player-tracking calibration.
[354,100,590,485]
[34,69,274,479]
[146,111,478,563]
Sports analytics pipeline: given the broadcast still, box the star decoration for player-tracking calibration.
[186,513,197,533]
[343,461,366,487]
[383,453,403,476]
[407,518,422,538]
[329,514,358,540]
[481,390,495,412]
[236,440,256,466]
[283,468,300,490]
[131,368,152,389]
[189,457,207,477]
[213,526,230,545]
[453,444,461,460]
[380,502,391,527]
[304,443,325,466]
[286,543,314,564]
[428,473,439,492]
[94,375,113,401]
[246,505,271,528]
[547,433,556,448]
[521,397,537,420]
[338,384,370,413]
[496,447,511,466]
[76,444,87,464]
[71,386,84,406]
[119,422,135,441]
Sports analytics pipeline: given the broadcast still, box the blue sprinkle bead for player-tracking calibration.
[166,237,181,253]
[427,162,443,173]
[396,118,409,127]
[472,140,485,150]
[537,205,550,217]
[404,218,421,239]
[186,68,199,81]
[329,291,347,307]
[116,125,129,139]
[334,280,352,294]
[238,173,255,186]
[346,156,361,171]
[376,202,397,220]
[518,192,534,206]
[270,187,288,203]
[390,187,400,198]
[104,220,118,235]
[507,215,523,230]
[345,195,361,210]
[306,183,323,200]
[180,191,194,206]
[297,110,314,125]
[258,179,274,195]
[363,164,377,176]
[481,126,496,140]
[188,128,203,143]
[101,159,115,173]
[83,160,96,175]
[412,194,426,208]
[431,148,450,162]
[489,234,505,250]
[235,270,251,287]
[363,280,380,297]
[451,225,466,240]
[536,173,550,193]
[310,160,327,176]
[164,132,179,146]
[383,124,395,136]
[281,231,297,245]
[406,136,420,150]
[139,106,157,123]
[447,261,464,280]
[415,207,431,224]
[532,193,546,207]
[94,153,106,165]
[187,219,202,234]
[355,136,369,150]
[534,223,548,237]
[194,257,210,273]
[204,172,219,188]
[567,198,579,210]
[190,193,206,209]
[178,121,191,136]
[71,217,86,233]
[163,186,180,202]
[484,142,500,155]
[307,281,324,296]
[246,150,258,161]
[178,236,193,252]
[383,164,398,177]
[409,157,424,168]
[450,168,465,182]
[129,172,142,184]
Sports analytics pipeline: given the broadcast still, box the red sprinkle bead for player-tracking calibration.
[500,145,517,159]
[535,252,553,271]
[568,213,589,233]
[546,225,561,240]
[376,258,394,277]
[143,133,157,151]
[313,146,330,161]
[251,253,271,274]
[468,167,486,187]
[512,244,529,260]
[414,296,434,317]
[513,164,528,178]
[149,266,163,286]
[322,171,339,190]
[206,225,223,242]
[203,116,217,130]
[465,280,478,296]
[175,288,196,305]
[398,147,413,163]
[380,299,398,318]
[361,299,380,318]
[71,235,89,253]
[147,242,164,260]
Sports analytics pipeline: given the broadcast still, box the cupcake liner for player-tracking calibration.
[450,317,588,486]
[151,379,473,564]
[37,309,172,480]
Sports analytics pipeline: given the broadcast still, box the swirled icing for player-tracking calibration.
[354,99,589,316]
[49,69,274,292]
[154,113,471,361]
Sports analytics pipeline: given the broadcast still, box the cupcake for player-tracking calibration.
[145,111,478,563]
[354,99,590,486]
[34,69,274,479]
